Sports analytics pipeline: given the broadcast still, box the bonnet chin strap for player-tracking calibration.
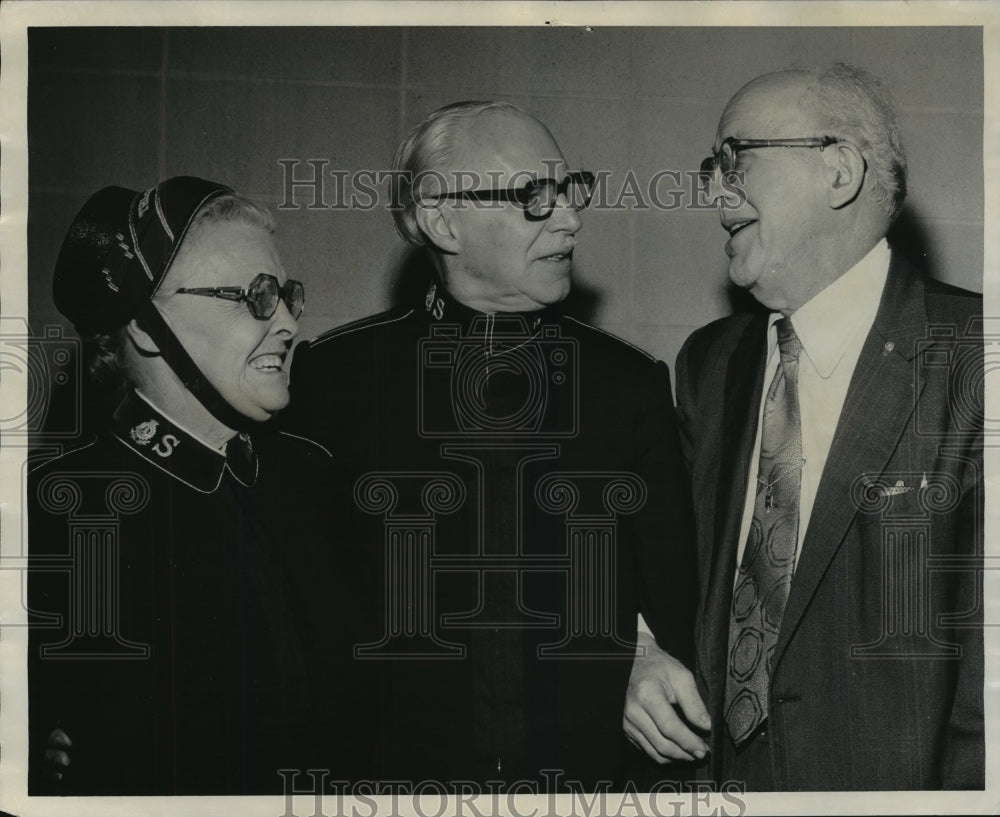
[133,300,267,434]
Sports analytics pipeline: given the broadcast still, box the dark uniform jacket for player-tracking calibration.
[677,254,984,789]
[281,283,697,788]
[28,390,347,795]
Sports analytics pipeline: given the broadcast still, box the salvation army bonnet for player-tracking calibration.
[53,176,234,335]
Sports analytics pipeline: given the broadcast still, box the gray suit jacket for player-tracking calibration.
[675,253,984,789]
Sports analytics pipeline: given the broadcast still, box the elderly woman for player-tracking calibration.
[28,177,346,794]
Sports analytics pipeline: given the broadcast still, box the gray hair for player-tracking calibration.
[802,63,907,219]
[183,191,275,243]
[391,100,525,246]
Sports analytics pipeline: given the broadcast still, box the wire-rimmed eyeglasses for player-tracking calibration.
[699,136,839,185]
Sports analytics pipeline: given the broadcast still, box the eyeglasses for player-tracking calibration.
[699,136,839,185]
[176,273,305,320]
[435,171,596,221]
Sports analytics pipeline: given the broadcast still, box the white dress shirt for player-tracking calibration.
[637,239,891,636]
[734,239,890,570]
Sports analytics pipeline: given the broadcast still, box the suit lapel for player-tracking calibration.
[702,313,768,704]
[774,254,929,667]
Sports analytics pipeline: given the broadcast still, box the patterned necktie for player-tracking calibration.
[725,317,803,744]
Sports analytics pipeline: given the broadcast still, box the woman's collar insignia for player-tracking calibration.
[129,419,159,446]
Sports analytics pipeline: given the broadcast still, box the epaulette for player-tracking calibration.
[27,435,100,474]
[562,315,659,363]
[276,430,332,459]
[309,308,414,348]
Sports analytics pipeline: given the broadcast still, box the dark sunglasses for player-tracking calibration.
[176,273,305,320]
[435,171,596,221]
[699,136,839,185]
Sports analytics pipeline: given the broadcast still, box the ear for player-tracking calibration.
[414,203,461,255]
[124,318,160,354]
[821,141,866,209]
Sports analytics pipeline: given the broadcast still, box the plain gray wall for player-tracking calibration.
[27,26,983,380]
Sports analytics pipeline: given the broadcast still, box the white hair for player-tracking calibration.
[390,100,525,245]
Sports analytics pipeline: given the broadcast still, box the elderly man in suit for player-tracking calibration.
[624,63,983,790]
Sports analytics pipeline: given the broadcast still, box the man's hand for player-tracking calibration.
[44,727,72,782]
[623,632,710,763]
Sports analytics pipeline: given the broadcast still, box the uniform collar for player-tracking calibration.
[419,279,556,338]
[111,390,259,493]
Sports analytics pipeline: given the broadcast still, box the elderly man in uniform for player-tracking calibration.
[28,177,354,794]
[624,64,984,790]
[282,101,697,788]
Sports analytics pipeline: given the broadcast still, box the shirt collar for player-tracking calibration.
[111,390,259,493]
[780,239,891,378]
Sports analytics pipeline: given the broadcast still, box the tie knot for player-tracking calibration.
[775,317,802,361]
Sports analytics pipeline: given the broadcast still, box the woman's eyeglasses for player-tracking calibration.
[176,273,304,320]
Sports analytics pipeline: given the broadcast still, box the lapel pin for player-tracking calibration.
[861,474,913,496]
